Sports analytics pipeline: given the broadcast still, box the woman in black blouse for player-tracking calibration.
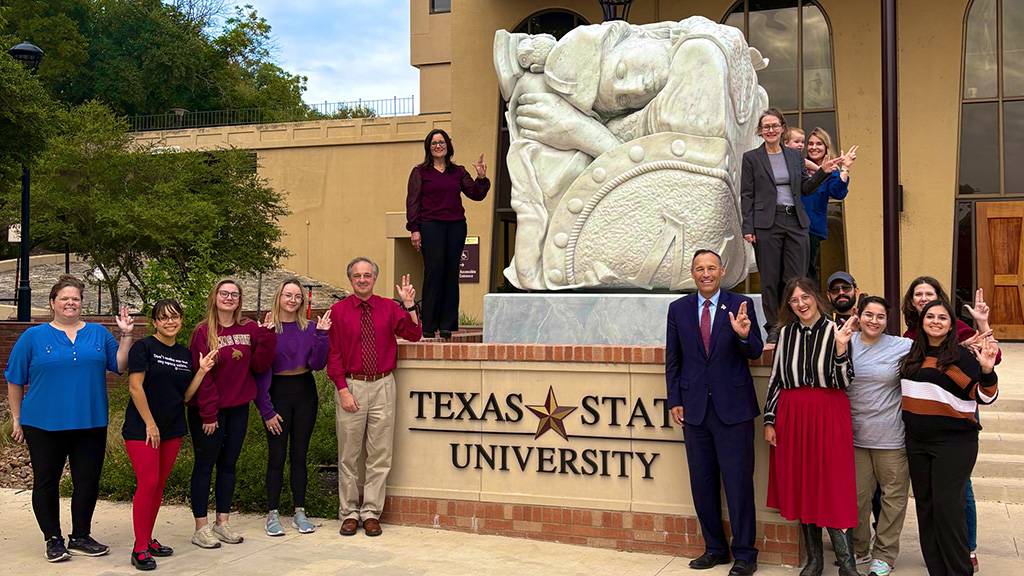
[763,277,858,576]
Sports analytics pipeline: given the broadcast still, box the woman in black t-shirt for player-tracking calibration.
[123,300,216,571]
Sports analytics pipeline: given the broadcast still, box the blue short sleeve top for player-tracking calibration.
[5,322,120,431]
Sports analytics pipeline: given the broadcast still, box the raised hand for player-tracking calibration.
[841,145,859,168]
[115,306,135,335]
[259,311,274,330]
[964,288,990,328]
[821,156,842,173]
[834,315,857,353]
[396,274,416,308]
[975,338,1000,373]
[804,158,820,172]
[198,349,218,372]
[316,308,332,331]
[473,154,487,179]
[729,301,752,339]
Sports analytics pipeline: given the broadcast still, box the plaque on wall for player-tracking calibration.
[460,236,480,283]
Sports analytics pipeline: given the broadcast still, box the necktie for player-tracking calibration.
[701,300,712,354]
[360,301,378,375]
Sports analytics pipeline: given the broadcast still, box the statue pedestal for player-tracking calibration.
[483,292,767,346]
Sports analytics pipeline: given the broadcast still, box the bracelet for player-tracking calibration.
[403,303,417,312]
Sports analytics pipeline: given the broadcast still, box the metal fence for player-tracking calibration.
[127,96,417,132]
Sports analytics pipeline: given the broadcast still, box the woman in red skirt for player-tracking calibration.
[763,277,858,576]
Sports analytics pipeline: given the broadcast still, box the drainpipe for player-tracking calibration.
[881,0,901,333]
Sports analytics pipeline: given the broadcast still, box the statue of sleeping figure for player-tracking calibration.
[494,16,769,290]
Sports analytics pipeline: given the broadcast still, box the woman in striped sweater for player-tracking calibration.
[763,277,858,576]
[900,299,999,576]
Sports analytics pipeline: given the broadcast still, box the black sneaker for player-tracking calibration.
[148,538,173,557]
[67,534,110,556]
[45,536,71,563]
[131,549,157,571]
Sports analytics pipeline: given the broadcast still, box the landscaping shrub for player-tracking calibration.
[65,372,340,519]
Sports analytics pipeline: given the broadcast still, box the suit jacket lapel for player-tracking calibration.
[687,296,708,359]
[755,144,775,182]
[708,291,731,358]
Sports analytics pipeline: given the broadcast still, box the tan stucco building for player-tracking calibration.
[139,0,1024,337]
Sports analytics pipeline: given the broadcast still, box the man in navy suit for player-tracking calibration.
[666,249,764,576]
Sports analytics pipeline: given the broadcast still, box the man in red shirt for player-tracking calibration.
[326,257,421,537]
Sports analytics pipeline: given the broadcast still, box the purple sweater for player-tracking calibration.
[406,164,490,232]
[255,322,329,420]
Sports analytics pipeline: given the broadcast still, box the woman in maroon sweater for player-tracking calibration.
[187,279,276,549]
[406,129,489,339]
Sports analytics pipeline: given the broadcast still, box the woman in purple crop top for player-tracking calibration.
[256,278,331,536]
[406,129,489,339]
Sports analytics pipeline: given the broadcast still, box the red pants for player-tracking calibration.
[125,438,182,552]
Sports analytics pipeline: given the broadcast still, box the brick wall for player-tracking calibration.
[382,496,799,565]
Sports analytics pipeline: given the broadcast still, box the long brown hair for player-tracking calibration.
[900,299,961,377]
[199,278,246,352]
[776,277,830,329]
[421,129,454,170]
[268,277,308,333]
[901,276,951,332]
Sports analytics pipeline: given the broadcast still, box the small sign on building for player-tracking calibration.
[459,236,480,283]
[8,224,20,243]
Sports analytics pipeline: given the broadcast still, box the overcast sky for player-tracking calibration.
[241,0,420,110]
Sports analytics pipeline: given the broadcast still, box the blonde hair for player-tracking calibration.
[807,127,836,163]
[268,277,308,333]
[199,278,246,352]
[783,126,804,144]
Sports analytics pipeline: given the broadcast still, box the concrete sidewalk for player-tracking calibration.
[0,489,1021,576]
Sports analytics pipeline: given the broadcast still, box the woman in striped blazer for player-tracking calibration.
[900,299,999,576]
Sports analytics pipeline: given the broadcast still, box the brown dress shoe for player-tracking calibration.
[363,518,382,537]
[339,518,359,536]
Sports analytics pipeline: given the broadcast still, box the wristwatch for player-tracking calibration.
[403,303,417,312]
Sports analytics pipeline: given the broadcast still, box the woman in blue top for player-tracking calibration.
[799,128,857,282]
[5,275,135,563]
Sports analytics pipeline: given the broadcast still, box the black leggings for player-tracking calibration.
[420,219,467,334]
[22,425,107,540]
[265,372,319,510]
[188,404,249,518]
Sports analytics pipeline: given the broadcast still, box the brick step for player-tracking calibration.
[983,396,1024,414]
[979,432,1024,455]
[967,476,1024,504]
[972,453,1024,479]
[978,412,1024,434]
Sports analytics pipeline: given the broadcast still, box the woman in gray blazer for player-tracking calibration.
[740,108,839,343]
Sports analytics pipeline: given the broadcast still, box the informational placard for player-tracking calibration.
[459,236,479,283]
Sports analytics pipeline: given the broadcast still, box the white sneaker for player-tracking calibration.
[191,525,222,549]
[212,522,244,544]
[868,558,893,576]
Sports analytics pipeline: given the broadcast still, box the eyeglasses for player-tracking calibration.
[156,315,181,323]
[217,290,240,300]
[282,294,303,302]
[761,124,784,132]
[430,141,447,148]
[787,294,814,306]
[828,283,855,295]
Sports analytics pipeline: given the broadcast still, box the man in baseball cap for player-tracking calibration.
[826,271,860,324]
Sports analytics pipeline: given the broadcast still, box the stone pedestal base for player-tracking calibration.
[483,292,767,345]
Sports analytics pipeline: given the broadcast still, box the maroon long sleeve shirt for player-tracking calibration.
[406,163,490,232]
[189,320,277,424]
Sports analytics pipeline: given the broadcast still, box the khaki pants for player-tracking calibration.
[853,447,910,566]
[335,374,396,522]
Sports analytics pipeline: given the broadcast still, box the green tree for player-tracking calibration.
[11,101,289,311]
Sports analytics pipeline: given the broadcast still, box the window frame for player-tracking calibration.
[429,0,451,15]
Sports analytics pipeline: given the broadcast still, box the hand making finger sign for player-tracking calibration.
[842,145,859,168]
[964,288,990,326]
[198,349,219,372]
[115,306,135,335]
[974,337,1000,373]
[316,308,332,331]
[834,315,857,348]
[729,301,752,339]
[473,154,487,179]
[259,311,274,330]
[396,274,417,308]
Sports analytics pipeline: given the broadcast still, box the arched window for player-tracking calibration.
[722,0,846,283]
[490,10,590,291]
[955,0,1024,336]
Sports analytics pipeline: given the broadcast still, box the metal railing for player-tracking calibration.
[127,96,417,132]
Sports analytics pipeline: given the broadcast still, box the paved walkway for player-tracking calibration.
[0,488,1021,575]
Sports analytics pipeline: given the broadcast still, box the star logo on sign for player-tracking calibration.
[526,386,577,441]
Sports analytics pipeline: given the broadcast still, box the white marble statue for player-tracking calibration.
[494,16,768,290]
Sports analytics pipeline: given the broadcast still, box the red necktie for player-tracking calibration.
[701,300,712,354]
[360,301,378,375]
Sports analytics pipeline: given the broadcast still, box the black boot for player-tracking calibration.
[826,528,858,576]
[799,523,824,576]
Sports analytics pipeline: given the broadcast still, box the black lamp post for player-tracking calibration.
[599,0,633,21]
[8,41,44,322]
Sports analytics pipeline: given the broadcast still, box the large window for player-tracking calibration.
[723,0,846,282]
[490,10,589,291]
[955,0,1024,323]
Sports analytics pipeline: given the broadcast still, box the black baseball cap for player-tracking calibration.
[827,271,856,287]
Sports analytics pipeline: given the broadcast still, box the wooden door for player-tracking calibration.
[976,201,1024,340]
